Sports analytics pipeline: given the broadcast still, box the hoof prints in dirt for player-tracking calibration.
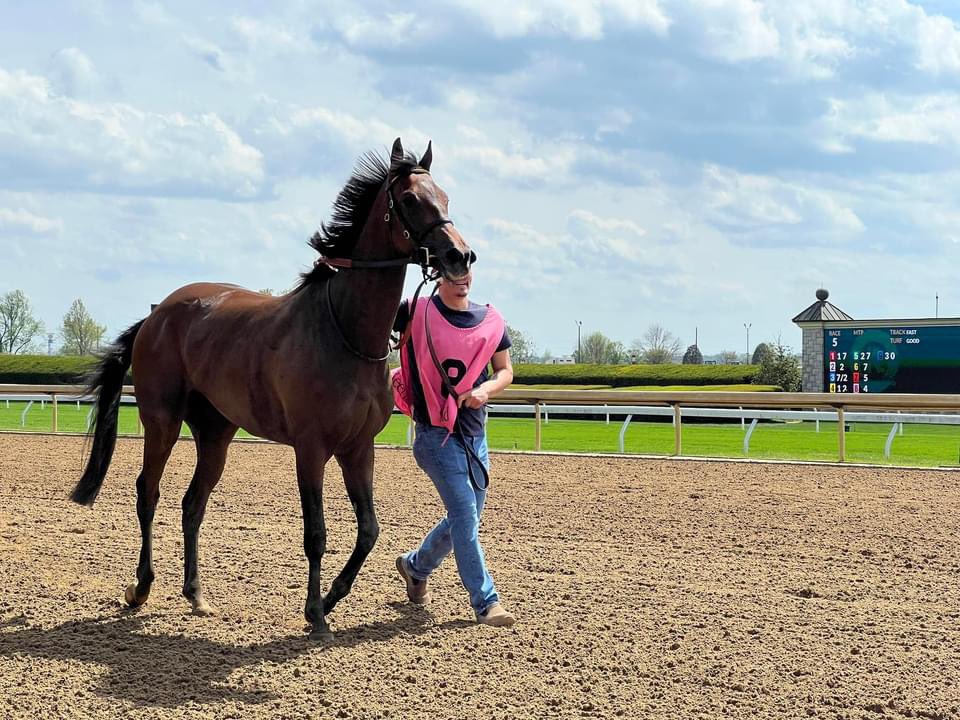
[2,435,960,719]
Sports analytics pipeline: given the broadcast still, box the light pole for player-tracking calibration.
[575,320,582,363]
[744,323,752,362]
[47,333,53,355]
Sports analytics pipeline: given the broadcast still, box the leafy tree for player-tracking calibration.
[580,331,623,364]
[633,324,681,364]
[506,325,537,363]
[682,344,703,365]
[718,350,741,364]
[751,342,772,365]
[753,338,801,391]
[60,299,106,355]
[0,290,44,354]
[609,340,627,364]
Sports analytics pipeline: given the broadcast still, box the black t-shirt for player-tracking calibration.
[394,295,511,436]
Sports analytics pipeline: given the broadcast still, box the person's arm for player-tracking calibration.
[460,349,514,409]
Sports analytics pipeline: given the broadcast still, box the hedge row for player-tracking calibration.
[1,355,757,388]
[0,354,126,385]
[513,363,759,387]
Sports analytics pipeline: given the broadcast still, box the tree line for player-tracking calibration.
[507,323,801,391]
[0,290,106,355]
[508,323,780,366]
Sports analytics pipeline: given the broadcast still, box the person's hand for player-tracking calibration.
[459,387,489,409]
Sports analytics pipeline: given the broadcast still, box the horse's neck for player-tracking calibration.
[321,207,410,352]
[329,265,407,351]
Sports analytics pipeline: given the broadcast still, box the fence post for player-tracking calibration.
[534,402,542,451]
[52,394,58,433]
[673,404,682,456]
[837,406,846,462]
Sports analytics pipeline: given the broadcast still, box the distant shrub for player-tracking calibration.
[752,342,801,392]
[512,363,758,387]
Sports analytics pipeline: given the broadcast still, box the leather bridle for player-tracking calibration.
[319,166,475,362]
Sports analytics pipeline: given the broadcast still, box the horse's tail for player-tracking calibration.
[70,319,145,506]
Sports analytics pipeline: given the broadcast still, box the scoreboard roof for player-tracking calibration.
[792,297,854,323]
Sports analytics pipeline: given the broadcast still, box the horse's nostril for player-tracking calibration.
[443,248,477,265]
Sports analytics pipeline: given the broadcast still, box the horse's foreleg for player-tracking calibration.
[295,443,332,637]
[324,443,379,616]
[126,421,178,607]
[181,431,233,616]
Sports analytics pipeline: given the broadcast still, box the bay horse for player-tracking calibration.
[69,138,474,637]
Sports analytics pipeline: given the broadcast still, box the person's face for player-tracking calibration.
[438,270,472,303]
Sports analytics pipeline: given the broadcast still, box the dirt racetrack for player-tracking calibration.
[1,433,959,719]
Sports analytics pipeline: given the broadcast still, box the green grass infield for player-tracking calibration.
[3,400,959,468]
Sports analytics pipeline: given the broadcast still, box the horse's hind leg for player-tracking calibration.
[324,442,379,616]
[181,393,237,616]
[125,416,180,607]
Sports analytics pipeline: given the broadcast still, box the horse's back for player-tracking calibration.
[132,283,284,417]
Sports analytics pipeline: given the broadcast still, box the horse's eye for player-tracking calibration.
[401,192,417,208]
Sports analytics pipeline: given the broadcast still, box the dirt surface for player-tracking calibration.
[1,434,959,719]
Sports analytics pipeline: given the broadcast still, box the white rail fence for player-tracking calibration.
[4,384,960,463]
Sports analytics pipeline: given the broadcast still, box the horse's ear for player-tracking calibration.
[420,141,433,171]
[390,137,405,172]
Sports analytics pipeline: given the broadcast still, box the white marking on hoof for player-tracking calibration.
[191,599,215,617]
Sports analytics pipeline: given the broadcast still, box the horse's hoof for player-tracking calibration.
[309,625,334,641]
[124,583,145,608]
[190,599,215,617]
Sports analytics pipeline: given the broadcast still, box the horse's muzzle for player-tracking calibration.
[436,247,477,280]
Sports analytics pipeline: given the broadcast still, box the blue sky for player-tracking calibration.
[4,0,960,358]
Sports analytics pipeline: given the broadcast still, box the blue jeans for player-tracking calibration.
[405,423,498,613]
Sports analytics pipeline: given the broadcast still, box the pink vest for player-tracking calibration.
[391,297,505,434]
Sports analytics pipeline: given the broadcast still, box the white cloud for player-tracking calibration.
[674,0,960,78]
[820,93,960,152]
[0,67,264,199]
[231,17,299,50]
[690,0,780,63]
[46,48,100,97]
[475,218,574,290]
[567,208,649,263]
[701,164,864,240]
[331,12,418,49]
[451,0,670,39]
[285,106,400,148]
[0,208,62,236]
[914,11,960,74]
[450,143,575,184]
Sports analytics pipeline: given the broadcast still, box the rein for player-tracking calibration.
[420,285,491,491]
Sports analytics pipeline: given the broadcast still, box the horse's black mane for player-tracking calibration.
[297,147,420,287]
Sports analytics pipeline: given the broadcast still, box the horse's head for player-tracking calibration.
[386,138,475,281]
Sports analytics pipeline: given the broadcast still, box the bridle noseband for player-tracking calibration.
[320,166,472,362]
